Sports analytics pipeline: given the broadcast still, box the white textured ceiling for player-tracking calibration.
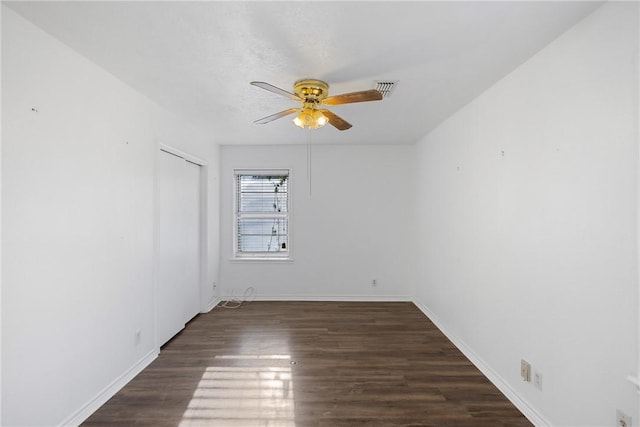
[7,1,602,145]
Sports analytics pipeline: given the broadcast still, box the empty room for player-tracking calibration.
[2,1,639,426]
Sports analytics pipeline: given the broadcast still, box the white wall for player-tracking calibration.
[1,7,219,426]
[413,3,639,426]
[219,144,413,300]
[3,1,638,426]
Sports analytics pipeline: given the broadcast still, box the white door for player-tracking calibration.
[182,160,201,322]
[156,149,201,347]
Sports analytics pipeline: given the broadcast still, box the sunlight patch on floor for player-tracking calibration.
[179,354,296,427]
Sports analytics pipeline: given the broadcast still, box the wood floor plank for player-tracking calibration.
[82,301,532,427]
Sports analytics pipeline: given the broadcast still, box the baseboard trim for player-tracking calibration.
[412,299,551,427]
[204,296,222,312]
[223,294,413,302]
[59,349,158,427]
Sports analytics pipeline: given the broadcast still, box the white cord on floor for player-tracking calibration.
[219,286,255,309]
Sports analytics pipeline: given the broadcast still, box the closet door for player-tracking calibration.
[156,150,201,347]
[182,160,201,323]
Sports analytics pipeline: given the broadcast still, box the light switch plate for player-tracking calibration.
[521,359,531,382]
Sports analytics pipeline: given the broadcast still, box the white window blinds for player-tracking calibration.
[234,170,289,257]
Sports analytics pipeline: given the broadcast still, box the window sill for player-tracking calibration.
[229,257,294,263]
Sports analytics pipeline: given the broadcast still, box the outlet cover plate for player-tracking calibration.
[534,371,542,390]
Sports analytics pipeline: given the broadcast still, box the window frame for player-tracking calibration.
[232,169,292,261]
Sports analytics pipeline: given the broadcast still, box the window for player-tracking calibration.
[234,170,290,258]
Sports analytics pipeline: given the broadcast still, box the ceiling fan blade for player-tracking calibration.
[250,81,302,102]
[254,108,299,125]
[319,109,352,131]
[322,89,382,106]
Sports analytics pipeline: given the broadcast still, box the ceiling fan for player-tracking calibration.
[250,79,383,131]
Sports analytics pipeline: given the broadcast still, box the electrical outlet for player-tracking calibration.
[372,279,377,287]
[533,371,542,390]
[520,359,531,382]
[617,409,631,427]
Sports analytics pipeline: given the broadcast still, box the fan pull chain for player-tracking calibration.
[306,129,312,196]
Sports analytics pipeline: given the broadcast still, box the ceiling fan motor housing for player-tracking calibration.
[294,79,329,104]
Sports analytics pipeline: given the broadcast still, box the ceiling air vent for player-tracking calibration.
[374,80,398,98]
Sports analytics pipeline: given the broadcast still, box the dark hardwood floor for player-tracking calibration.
[83,301,533,427]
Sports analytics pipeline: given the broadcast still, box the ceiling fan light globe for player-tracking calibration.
[314,110,328,127]
[293,108,327,129]
[293,114,305,128]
